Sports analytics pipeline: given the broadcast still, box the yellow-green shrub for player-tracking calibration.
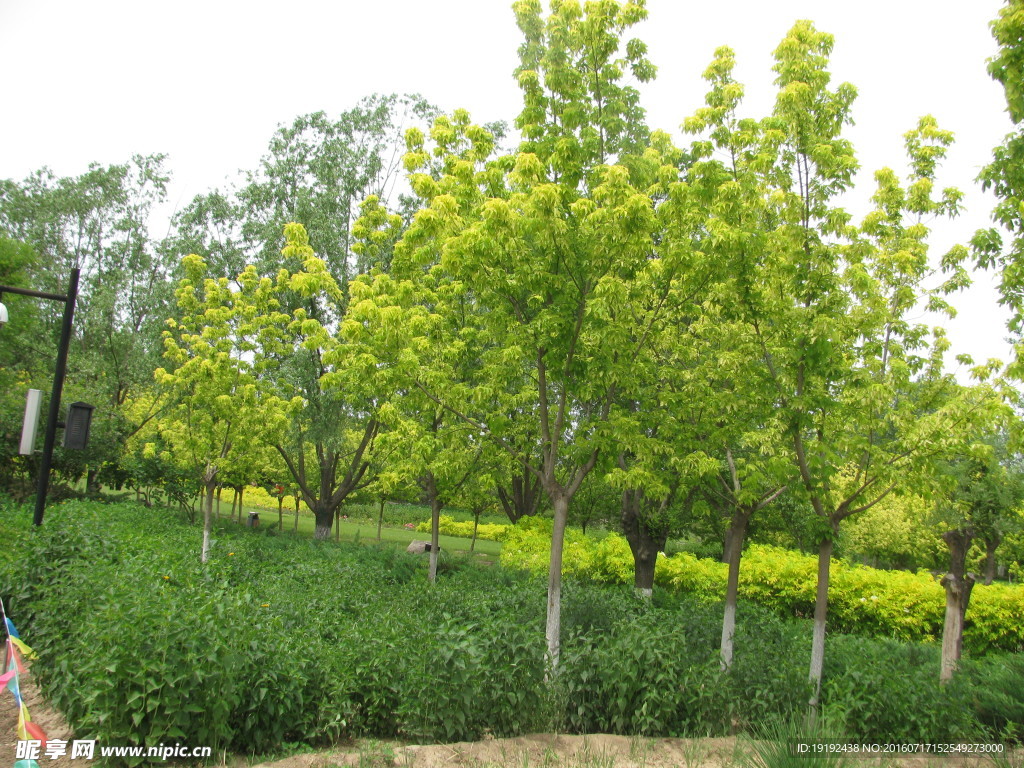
[416,514,513,542]
[499,522,1024,654]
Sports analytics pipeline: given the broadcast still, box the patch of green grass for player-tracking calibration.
[216,500,503,559]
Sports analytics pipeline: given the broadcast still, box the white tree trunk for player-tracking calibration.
[720,518,748,671]
[201,480,215,564]
[546,495,570,671]
[808,537,833,713]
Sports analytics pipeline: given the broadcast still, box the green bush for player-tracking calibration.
[822,636,973,744]
[3,496,1016,761]
[415,514,512,542]
[501,521,1024,654]
[963,653,1024,742]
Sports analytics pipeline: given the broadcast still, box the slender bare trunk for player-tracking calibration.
[277,497,283,530]
[808,535,833,713]
[377,498,385,542]
[720,512,750,671]
[547,494,570,670]
[293,495,300,532]
[201,479,215,564]
[983,538,999,586]
[471,512,479,553]
[428,495,441,583]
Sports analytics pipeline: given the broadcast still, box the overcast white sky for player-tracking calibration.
[0,0,1015,371]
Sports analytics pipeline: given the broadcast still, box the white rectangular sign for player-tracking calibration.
[19,389,41,455]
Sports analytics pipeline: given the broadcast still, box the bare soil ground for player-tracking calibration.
[249,735,1021,768]
[4,663,1019,768]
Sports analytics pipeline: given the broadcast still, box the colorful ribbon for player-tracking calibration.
[2,601,47,763]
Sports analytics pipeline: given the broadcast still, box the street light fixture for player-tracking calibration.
[0,269,81,525]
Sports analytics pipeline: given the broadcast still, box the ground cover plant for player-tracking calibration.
[2,496,1022,766]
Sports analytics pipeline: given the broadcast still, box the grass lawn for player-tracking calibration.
[203,495,503,561]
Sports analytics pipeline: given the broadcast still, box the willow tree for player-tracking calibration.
[349,0,703,668]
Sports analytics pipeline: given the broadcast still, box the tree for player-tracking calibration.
[255,223,385,540]
[154,255,272,562]
[349,0,707,669]
[688,21,992,710]
[0,156,174,489]
[932,428,1024,681]
[172,95,438,285]
[977,0,1024,363]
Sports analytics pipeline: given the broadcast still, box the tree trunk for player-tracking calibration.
[940,529,976,682]
[277,497,283,530]
[471,511,480,553]
[720,509,751,671]
[237,486,244,523]
[312,505,333,540]
[808,534,834,714]
[377,498,385,542]
[201,478,216,564]
[294,496,300,532]
[86,468,100,495]
[983,536,1000,586]
[547,494,570,671]
[425,473,442,583]
[497,467,542,524]
[620,490,668,599]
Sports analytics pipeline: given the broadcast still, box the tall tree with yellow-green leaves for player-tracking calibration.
[154,255,277,562]
[977,0,1024,368]
[348,0,704,668]
[254,223,388,540]
[690,20,1007,709]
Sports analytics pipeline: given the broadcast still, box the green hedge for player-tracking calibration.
[500,518,1024,654]
[415,514,512,542]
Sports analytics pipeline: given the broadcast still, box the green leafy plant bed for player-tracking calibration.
[500,518,1024,654]
[415,514,513,542]
[1,498,1020,764]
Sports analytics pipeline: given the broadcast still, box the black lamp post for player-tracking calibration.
[0,268,80,525]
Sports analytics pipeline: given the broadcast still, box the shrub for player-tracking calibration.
[415,514,512,542]
[0,496,1004,760]
[500,522,1024,654]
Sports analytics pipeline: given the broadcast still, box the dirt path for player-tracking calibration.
[1,660,92,768]
[251,734,740,768]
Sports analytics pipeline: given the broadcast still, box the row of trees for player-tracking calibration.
[4,0,1024,708]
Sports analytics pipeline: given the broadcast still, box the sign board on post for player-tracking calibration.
[19,389,41,455]
[63,402,94,450]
